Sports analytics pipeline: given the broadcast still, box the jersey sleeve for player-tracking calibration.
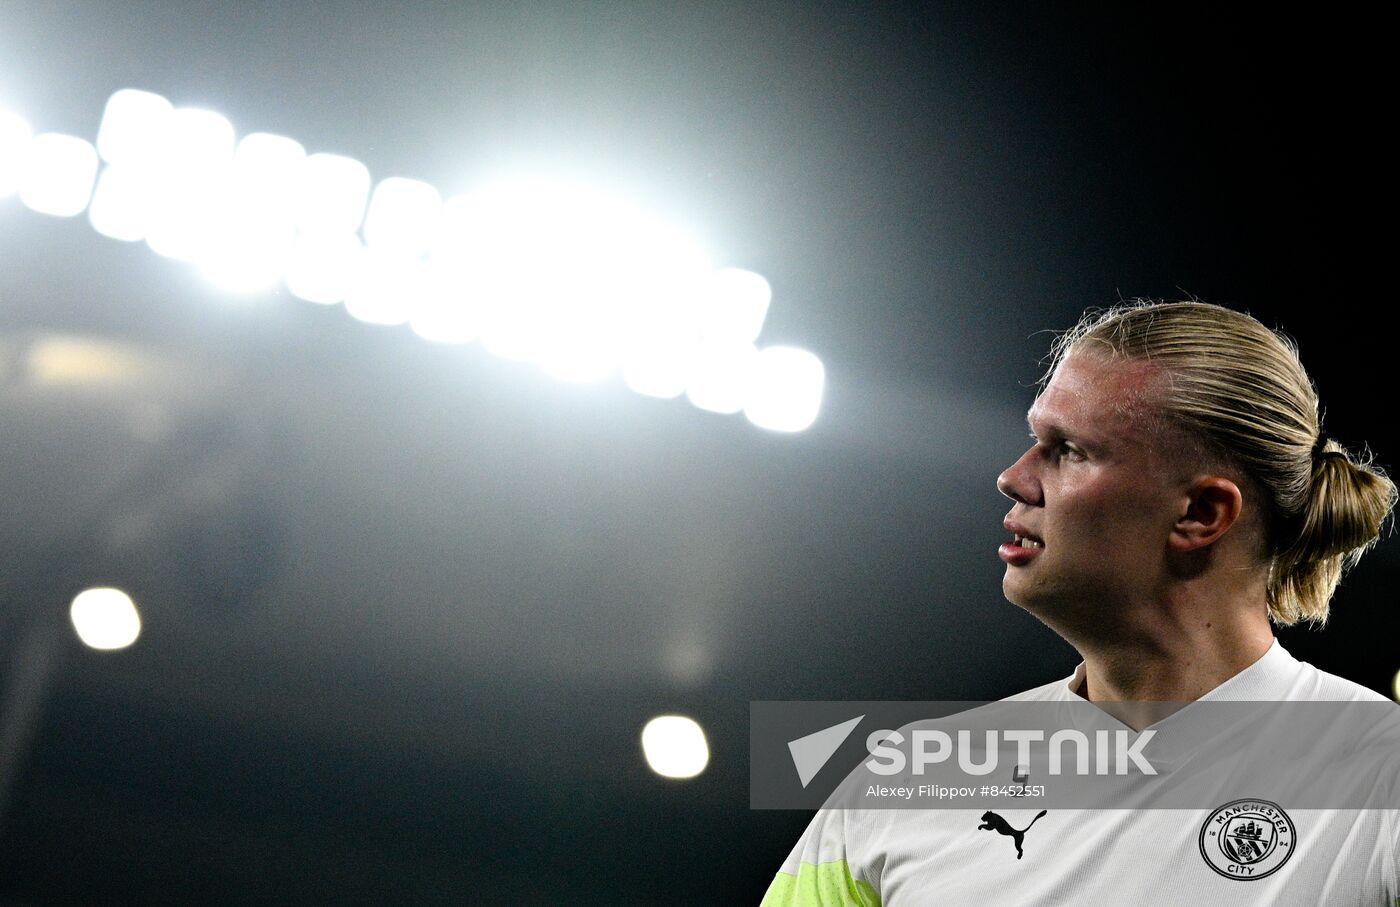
[760,808,881,907]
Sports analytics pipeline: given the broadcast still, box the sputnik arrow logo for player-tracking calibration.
[787,715,864,788]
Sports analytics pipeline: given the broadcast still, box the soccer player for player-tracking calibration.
[761,301,1398,905]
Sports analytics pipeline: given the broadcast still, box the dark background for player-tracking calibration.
[0,3,1393,903]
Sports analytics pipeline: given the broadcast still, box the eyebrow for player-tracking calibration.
[1026,408,1071,441]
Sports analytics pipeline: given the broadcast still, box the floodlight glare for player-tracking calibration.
[408,264,481,344]
[144,108,237,261]
[18,133,99,217]
[295,152,371,235]
[743,345,825,433]
[197,219,297,294]
[96,89,173,165]
[685,340,757,414]
[697,267,771,344]
[88,164,153,241]
[538,301,624,384]
[286,231,365,305]
[166,107,237,162]
[0,109,33,198]
[69,587,142,651]
[11,87,829,430]
[231,132,307,213]
[623,355,690,399]
[641,715,710,779]
[364,176,442,256]
[621,315,698,399]
[188,133,307,293]
[344,248,421,326]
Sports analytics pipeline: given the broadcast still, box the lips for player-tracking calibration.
[1000,520,1044,565]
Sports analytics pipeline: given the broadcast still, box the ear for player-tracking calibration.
[1168,477,1243,552]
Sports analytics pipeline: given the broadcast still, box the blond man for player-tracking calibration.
[763,301,1397,906]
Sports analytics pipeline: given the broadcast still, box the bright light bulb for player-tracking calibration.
[96,89,173,165]
[197,220,296,293]
[622,315,698,399]
[641,715,709,779]
[744,346,825,432]
[364,176,442,255]
[409,262,481,344]
[192,132,306,293]
[18,133,99,217]
[231,132,306,212]
[144,107,237,261]
[344,248,422,326]
[1393,669,1400,703]
[685,341,757,415]
[286,231,364,305]
[88,164,152,241]
[69,587,142,651]
[696,267,771,345]
[296,152,370,234]
[0,109,33,198]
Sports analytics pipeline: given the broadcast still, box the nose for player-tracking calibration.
[997,445,1041,506]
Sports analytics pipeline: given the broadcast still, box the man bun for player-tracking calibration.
[1269,440,1397,624]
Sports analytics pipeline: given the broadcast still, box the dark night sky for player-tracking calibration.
[0,3,1394,904]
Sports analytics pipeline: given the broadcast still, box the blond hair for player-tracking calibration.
[1047,300,1395,625]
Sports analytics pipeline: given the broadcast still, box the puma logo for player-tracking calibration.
[977,810,1048,860]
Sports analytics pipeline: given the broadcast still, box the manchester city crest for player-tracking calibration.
[1198,798,1296,880]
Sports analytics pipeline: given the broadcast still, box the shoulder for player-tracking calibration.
[1002,671,1079,702]
[1277,654,1391,702]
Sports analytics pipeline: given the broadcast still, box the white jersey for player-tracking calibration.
[761,641,1400,906]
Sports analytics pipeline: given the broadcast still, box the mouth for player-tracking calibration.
[1000,521,1044,565]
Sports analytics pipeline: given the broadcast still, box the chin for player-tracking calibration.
[1001,574,1034,609]
[1002,574,1063,618]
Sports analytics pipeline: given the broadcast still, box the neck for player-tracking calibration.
[1075,618,1274,702]
[1044,584,1275,727]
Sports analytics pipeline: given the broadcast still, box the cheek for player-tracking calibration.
[1054,481,1141,541]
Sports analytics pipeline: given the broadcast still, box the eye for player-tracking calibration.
[1057,442,1085,461]
[1031,434,1083,461]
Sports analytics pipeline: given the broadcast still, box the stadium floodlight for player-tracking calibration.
[69,587,142,651]
[538,295,625,384]
[17,133,99,217]
[641,715,710,780]
[696,267,771,345]
[231,132,307,212]
[623,352,691,399]
[144,108,237,261]
[743,345,825,433]
[90,91,176,241]
[88,164,152,241]
[295,152,371,235]
[685,340,757,414]
[10,87,829,430]
[96,89,173,165]
[196,219,297,294]
[437,178,717,379]
[344,247,421,326]
[621,312,698,399]
[0,109,33,198]
[364,176,442,256]
[190,132,307,293]
[285,231,365,305]
[408,263,481,345]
